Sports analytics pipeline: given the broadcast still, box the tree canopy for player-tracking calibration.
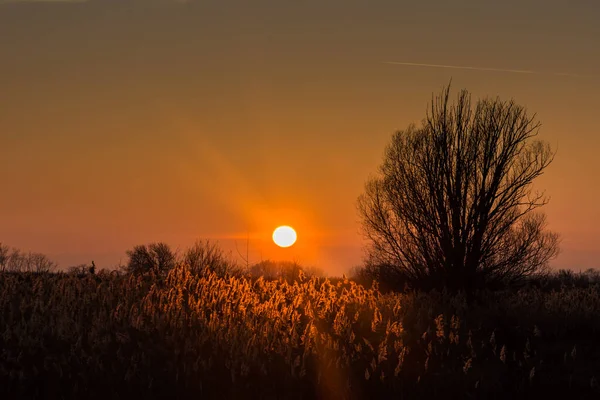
[358,85,559,292]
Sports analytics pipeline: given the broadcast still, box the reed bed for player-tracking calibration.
[1,266,599,399]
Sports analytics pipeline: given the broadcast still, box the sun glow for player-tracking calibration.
[272,226,297,248]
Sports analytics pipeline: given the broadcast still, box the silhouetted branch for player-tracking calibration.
[358,84,559,293]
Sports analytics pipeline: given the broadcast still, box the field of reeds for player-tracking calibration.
[1,266,600,399]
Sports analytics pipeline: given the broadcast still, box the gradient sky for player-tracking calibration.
[1,0,599,275]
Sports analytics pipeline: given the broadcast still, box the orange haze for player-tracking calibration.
[1,1,599,275]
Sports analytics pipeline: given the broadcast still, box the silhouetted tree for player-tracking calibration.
[0,243,9,272]
[7,249,26,272]
[358,85,559,293]
[302,265,326,279]
[26,252,57,272]
[183,240,240,277]
[124,242,176,275]
[0,244,56,273]
[68,261,96,276]
[68,264,89,276]
[248,260,307,282]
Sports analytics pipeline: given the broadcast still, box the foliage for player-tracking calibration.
[1,267,599,399]
[358,85,559,293]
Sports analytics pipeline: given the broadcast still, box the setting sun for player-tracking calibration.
[272,226,297,248]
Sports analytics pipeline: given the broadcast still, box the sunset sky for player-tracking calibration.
[1,0,598,275]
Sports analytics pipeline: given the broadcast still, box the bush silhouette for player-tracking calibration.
[124,242,176,276]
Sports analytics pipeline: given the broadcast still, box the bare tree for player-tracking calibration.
[246,260,320,282]
[27,252,57,273]
[358,85,559,293]
[124,242,176,275]
[0,244,56,273]
[7,249,26,272]
[183,239,240,277]
[68,261,95,276]
[0,243,9,272]
[68,264,90,275]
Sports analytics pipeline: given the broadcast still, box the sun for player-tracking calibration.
[272,226,297,248]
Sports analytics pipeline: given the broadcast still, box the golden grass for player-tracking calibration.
[1,266,600,399]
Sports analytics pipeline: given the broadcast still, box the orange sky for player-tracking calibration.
[1,0,599,275]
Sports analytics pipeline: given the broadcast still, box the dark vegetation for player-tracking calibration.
[2,85,597,399]
[0,258,599,399]
[0,243,56,273]
[358,85,558,294]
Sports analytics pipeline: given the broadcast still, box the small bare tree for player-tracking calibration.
[0,244,56,273]
[27,252,57,273]
[183,240,240,277]
[358,85,559,293]
[68,261,95,276]
[248,260,304,282]
[124,242,176,275]
[0,243,9,272]
[7,249,26,272]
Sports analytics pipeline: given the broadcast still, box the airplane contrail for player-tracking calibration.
[384,61,588,78]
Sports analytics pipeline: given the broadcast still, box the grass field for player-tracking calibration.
[1,266,600,399]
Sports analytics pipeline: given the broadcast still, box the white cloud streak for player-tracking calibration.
[0,0,88,3]
[384,61,589,78]
[0,0,191,3]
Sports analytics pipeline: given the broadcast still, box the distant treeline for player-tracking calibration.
[2,240,598,292]
[0,240,326,282]
[0,243,56,273]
